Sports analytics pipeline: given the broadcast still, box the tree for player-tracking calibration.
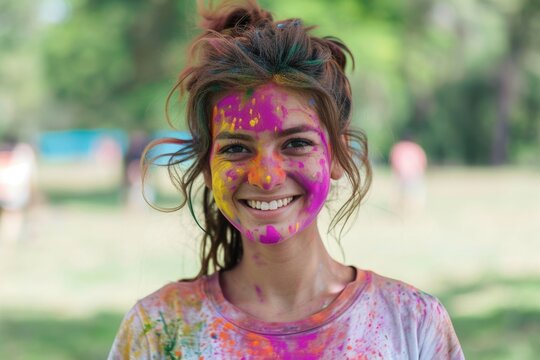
[42,0,196,131]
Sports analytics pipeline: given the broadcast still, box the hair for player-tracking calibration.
[143,0,372,279]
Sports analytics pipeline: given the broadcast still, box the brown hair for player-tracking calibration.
[143,0,372,278]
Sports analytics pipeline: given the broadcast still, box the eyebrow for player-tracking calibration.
[215,125,319,141]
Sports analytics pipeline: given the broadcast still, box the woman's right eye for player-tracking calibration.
[219,144,249,154]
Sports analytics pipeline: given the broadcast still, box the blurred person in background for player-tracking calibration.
[0,136,36,244]
[123,131,152,209]
[390,136,428,215]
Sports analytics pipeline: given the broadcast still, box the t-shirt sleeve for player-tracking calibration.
[418,298,465,360]
[108,303,151,360]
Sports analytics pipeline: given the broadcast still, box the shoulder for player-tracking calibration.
[365,271,442,318]
[132,277,212,328]
[108,277,213,359]
[359,270,464,359]
[138,278,206,310]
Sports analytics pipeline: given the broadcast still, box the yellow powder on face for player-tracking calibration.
[211,162,236,220]
[250,117,258,127]
[265,175,271,184]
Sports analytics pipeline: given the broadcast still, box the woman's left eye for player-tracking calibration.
[283,139,313,151]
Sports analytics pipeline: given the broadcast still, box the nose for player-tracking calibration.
[247,153,286,190]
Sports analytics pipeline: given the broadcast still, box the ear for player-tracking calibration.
[330,135,346,180]
[330,160,344,180]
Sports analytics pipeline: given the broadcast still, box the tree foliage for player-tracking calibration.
[2,0,539,164]
[41,0,196,131]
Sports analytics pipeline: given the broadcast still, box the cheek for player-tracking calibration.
[290,153,331,212]
[210,158,243,219]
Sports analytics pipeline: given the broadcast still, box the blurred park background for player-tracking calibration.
[1,0,539,359]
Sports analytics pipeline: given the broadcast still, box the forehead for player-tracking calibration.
[212,83,321,133]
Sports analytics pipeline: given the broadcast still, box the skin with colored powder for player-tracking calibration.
[209,83,336,245]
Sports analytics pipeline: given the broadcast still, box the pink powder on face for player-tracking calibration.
[215,85,289,134]
[210,83,334,245]
[259,225,281,244]
[288,166,330,214]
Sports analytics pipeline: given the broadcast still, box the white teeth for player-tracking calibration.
[245,197,294,211]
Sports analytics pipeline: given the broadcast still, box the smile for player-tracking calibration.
[245,197,294,211]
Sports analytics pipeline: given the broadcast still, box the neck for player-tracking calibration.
[220,223,354,321]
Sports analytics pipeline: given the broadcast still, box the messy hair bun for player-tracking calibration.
[198,0,273,35]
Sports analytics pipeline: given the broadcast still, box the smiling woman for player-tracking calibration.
[108,0,464,359]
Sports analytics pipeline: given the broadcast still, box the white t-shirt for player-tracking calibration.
[109,269,464,359]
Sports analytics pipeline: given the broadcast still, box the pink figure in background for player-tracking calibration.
[390,139,427,214]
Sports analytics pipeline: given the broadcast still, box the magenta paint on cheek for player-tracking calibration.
[259,225,281,244]
[290,167,330,214]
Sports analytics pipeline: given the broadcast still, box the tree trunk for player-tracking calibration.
[491,57,515,165]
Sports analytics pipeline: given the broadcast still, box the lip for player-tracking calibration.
[237,194,299,202]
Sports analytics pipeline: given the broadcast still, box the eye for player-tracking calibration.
[218,142,250,155]
[283,138,313,151]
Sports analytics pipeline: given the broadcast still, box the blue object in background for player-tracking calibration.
[38,129,128,162]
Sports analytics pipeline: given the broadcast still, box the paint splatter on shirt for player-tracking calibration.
[108,269,464,359]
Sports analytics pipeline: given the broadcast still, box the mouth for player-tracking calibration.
[241,196,299,211]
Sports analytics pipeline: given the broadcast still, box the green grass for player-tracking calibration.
[0,312,123,360]
[439,277,540,359]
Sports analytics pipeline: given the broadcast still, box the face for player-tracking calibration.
[208,83,340,244]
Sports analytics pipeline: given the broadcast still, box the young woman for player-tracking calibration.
[109,1,464,358]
